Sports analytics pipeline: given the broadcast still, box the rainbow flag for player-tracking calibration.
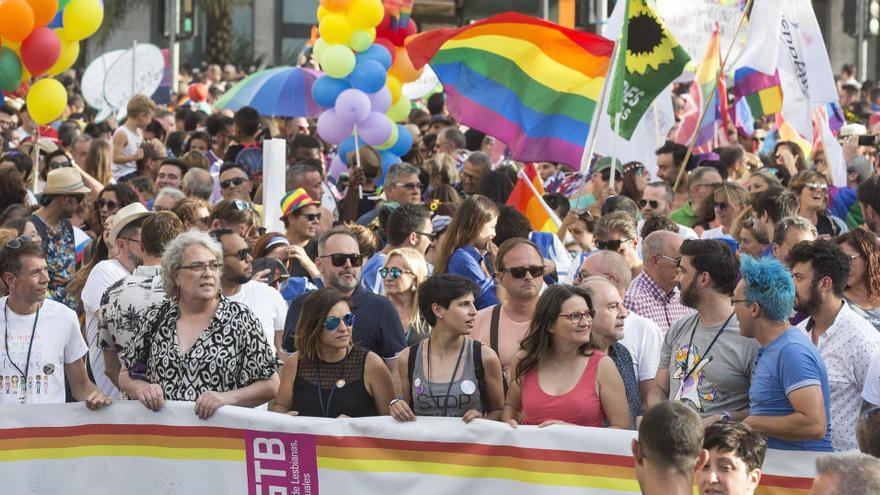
[675,26,728,152]
[733,67,783,118]
[506,163,559,233]
[406,12,614,169]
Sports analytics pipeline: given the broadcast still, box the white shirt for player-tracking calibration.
[621,312,662,383]
[799,302,880,451]
[0,298,87,404]
[227,281,288,354]
[636,219,698,240]
[81,259,128,398]
[700,227,725,239]
[112,125,142,179]
[863,350,880,406]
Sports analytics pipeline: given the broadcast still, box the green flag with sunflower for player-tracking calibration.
[606,0,690,140]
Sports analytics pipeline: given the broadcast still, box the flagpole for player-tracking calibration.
[521,169,562,228]
[673,0,753,192]
[609,112,622,184]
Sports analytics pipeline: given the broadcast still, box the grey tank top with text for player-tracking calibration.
[411,337,483,417]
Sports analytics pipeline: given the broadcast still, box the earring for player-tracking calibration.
[411,284,417,293]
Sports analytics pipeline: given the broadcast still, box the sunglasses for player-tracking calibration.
[97,198,118,210]
[596,239,631,251]
[638,199,660,209]
[320,253,363,267]
[600,171,624,182]
[502,265,544,279]
[395,182,422,191]
[224,247,252,261]
[414,231,437,241]
[48,160,72,170]
[379,267,413,279]
[805,182,828,192]
[325,312,356,332]
[5,235,32,250]
[298,212,321,222]
[713,202,729,210]
[221,177,247,189]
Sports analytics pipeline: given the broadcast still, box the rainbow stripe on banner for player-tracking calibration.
[406,12,614,169]
[0,402,815,494]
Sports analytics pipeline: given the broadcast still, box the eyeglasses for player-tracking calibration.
[596,239,631,251]
[414,231,437,241]
[298,212,321,222]
[639,199,660,209]
[502,265,545,279]
[600,171,624,182]
[5,235,32,250]
[319,253,363,267]
[558,310,595,324]
[713,202,729,210]
[848,253,861,260]
[178,261,224,273]
[48,160,72,170]
[97,198,118,210]
[804,182,828,192]
[395,182,422,191]
[224,247,252,261]
[232,199,253,211]
[658,254,681,266]
[220,177,248,189]
[325,312,356,332]
[379,267,413,279]
[730,299,754,307]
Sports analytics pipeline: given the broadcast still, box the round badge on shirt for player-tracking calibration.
[460,380,476,395]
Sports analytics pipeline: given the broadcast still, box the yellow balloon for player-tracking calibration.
[319,13,352,45]
[376,122,398,151]
[347,0,384,30]
[26,78,67,125]
[62,0,104,41]
[317,5,329,21]
[386,75,402,103]
[3,39,21,55]
[47,29,79,76]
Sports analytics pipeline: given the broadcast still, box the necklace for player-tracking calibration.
[549,360,565,376]
[314,348,351,418]
[682,312,735,384]
[426,337,466,417]
[4,301,41,404]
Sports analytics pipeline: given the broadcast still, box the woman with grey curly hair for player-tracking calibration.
[119,229,280,419]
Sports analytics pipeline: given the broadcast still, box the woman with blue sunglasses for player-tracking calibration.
[382,247,430,346]
[272,288,395,418]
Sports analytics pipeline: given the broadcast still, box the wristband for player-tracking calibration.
[389,398,401,408]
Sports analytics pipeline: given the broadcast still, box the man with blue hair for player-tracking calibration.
[734,255,833,451]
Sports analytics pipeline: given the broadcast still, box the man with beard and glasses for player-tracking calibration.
[282,227,406,384]
[787,240,880,451]
[647,240,759,423]
[213,229,288,357]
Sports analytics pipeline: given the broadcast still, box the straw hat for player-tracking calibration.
[41,167,91,196]
[108,202,152,244]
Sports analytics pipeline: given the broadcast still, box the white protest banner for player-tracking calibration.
[0,402,815,494]
[262,139,287,234]
[656,0,747,69]
[102,43,165,113]
[81,49,125,113]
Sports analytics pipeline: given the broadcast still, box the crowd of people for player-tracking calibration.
[1,59,880,493]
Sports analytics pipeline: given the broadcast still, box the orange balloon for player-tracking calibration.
[389,46,423,83]
[0,0,35,42]
[27,0,58,27]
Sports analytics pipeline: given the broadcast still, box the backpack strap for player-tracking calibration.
[406,342,419,408]
[472,339,489,413]
[490,304,502,356]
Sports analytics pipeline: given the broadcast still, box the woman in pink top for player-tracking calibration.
[502,285,629,428]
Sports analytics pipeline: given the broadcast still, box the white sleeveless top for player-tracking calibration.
[112,126,142,179]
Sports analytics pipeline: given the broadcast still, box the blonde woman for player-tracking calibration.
[83,138,113,187]
[382,247,429,346]
[700,183,751,240]
[425,152,459,190]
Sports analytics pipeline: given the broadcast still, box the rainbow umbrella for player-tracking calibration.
[214,66,322,118]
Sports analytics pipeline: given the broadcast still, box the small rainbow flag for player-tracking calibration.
[733,67,783,119]
[676,25,729,152]
[506,163,560,233]
[406,12,614,169]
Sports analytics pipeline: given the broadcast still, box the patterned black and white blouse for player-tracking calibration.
[120,296,280,401]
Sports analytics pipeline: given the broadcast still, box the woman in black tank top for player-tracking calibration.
[271,288,395,418]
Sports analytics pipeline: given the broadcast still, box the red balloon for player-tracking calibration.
[20,27,61,76]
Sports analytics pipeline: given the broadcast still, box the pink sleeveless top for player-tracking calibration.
[521,351,606,427]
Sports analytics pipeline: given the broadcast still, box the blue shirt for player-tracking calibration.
[281,285,406,359]
[361,253,387,294]
[447,245,499,310]
[748,328,833,451]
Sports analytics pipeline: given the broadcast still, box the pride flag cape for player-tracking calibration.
[506,163,560,233]
[406,12,614,169]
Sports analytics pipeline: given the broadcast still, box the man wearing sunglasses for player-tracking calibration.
[362,204,433,294]
[282,227,406,381]
[570,157,623,215]
[356,163,423,227]
[214,230,288,357]
[670,166,724,229]
[638,181,699,241]
[593,212,643,278]
[218,162,253,202]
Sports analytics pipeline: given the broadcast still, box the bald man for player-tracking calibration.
[578,250,662,408]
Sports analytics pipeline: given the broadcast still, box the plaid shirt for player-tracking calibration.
[624,272,694,335]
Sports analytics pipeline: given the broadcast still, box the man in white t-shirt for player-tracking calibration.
[472,238,544,380]
[81,203,151,398]
[577,250,662,408]
[0,237,110,408]
[213,229,287,355]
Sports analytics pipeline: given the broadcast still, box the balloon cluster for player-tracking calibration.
[310,0,423,179]
[0,0,103,125]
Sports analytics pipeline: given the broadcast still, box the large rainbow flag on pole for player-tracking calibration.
[406,12,614,169]
[506,163,560,232]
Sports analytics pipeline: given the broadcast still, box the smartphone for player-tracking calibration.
[858,135,878,146]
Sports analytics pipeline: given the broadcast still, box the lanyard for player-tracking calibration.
[314,349,350,418]
[426,337,466,417]
[4,302,41,404]
[682,312,735,385]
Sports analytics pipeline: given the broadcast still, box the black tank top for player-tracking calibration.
[292,346,378,418]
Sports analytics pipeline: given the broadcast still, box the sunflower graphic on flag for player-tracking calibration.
[607,0,690,140]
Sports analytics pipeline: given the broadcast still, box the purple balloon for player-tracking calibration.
[367,87,392,114]
[328,154,347,179]
[317,109,354,145]
[358,112,394,146]
[335,88,372,125]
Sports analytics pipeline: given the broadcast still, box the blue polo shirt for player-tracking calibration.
[281,285,406,359]
[447,245,499,310]
[749,327,833,451]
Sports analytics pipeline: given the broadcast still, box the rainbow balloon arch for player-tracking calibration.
[312,0,423,181]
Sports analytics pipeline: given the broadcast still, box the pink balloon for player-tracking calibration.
[317,109,354,145]
[367,87,392,113]
[21,27,60,76]
[358,112,393,146]
[335,88,372,125]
